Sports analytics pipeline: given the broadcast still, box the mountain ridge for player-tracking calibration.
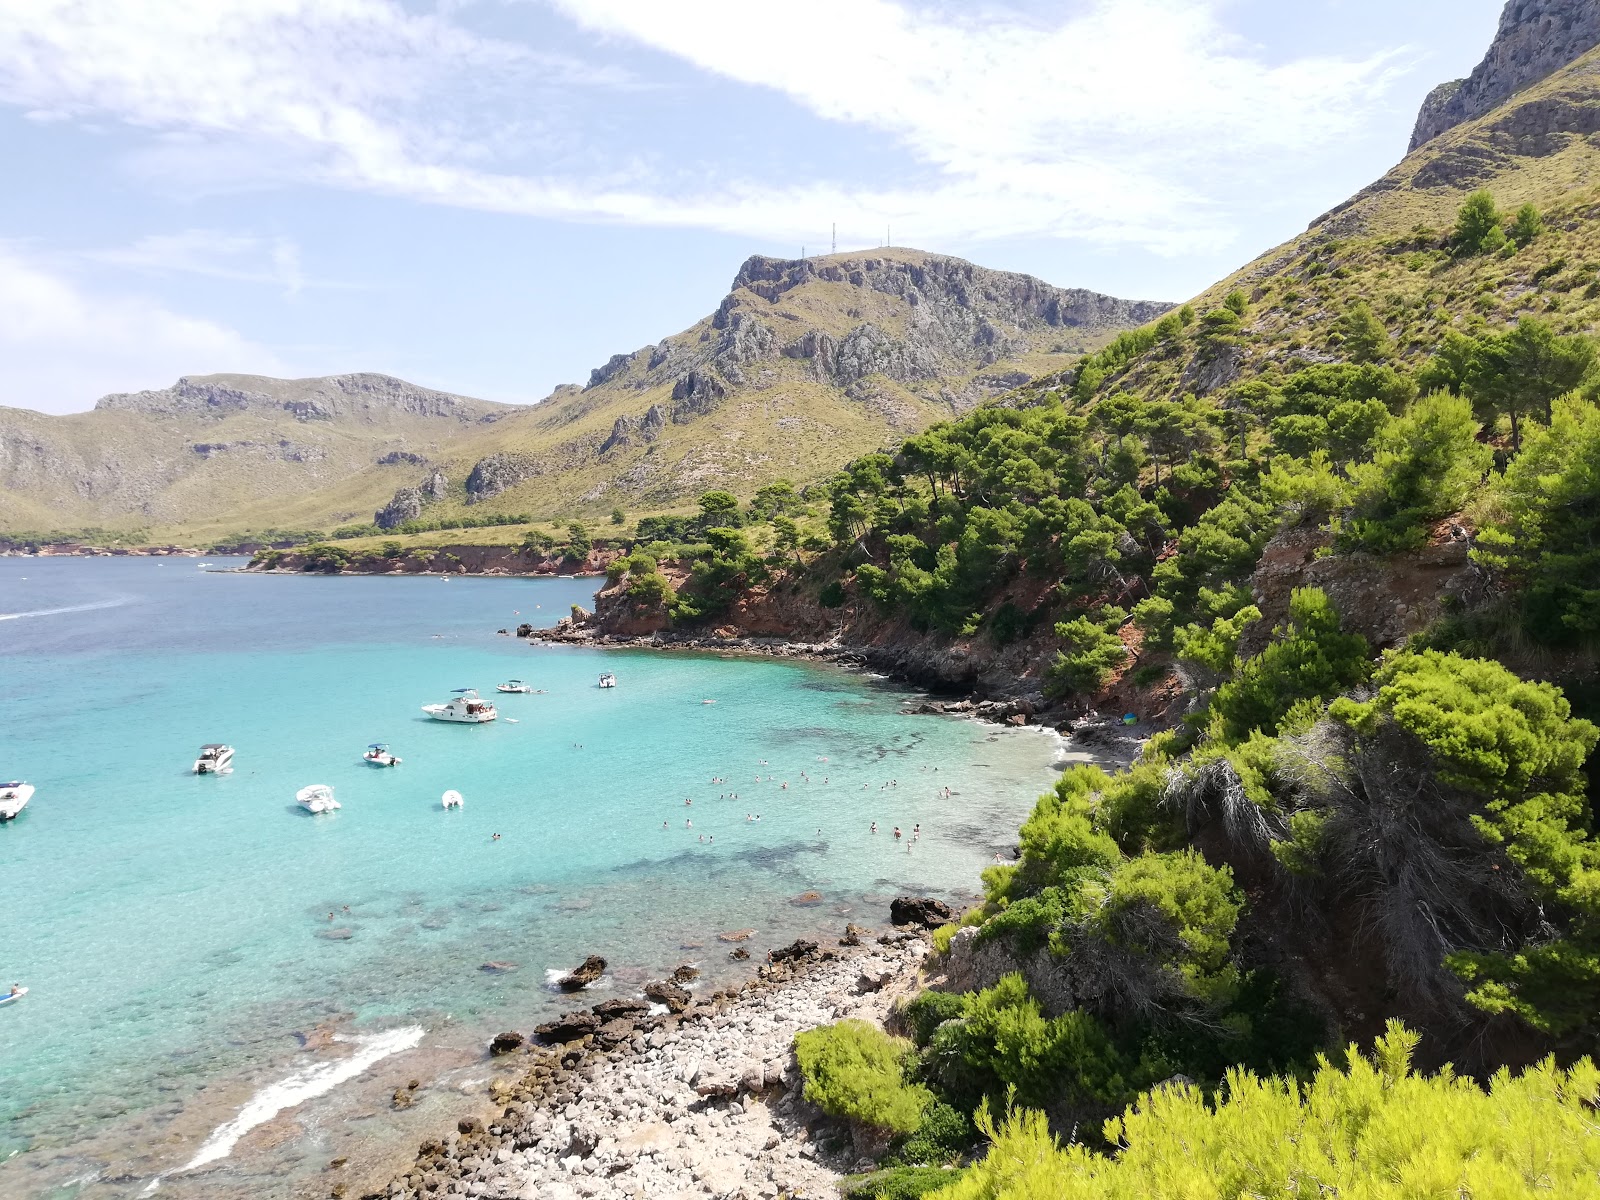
[0,248,1168,540]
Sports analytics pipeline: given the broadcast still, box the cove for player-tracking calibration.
[0,558,1061,1198]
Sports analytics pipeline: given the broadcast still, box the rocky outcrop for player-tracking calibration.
[374,471,448,529]
[599,404,666,455]
[1239,524,1489,658]
[555,954,607,991]
[669,369,729,422]
[464,452,540,503]
[1409,0,1600,151]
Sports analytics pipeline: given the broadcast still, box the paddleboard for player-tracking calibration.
[1,988,27,1006]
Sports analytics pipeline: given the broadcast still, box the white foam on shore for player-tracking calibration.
[177,1025,424,1174]
[0,596,131,622]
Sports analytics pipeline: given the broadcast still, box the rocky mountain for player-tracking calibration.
[0,254,1164,541]
[0,373,509,535]
[1409,0,1600,151]
[354,248,1168,530]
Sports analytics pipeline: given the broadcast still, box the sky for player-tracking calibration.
[0,0,1508,415]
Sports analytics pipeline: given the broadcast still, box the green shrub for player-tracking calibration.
[1340,391,1490,552]
[794,1020,932,1134]
[1332,650,1600,1034]
[903,990,969,1048]
[1476,398,1600,644]
[932,1021,1600,1200]
[819,580,846,607]
[889,1101,978,1167]
[1452,188,1505,256]
[1046,610,1129,696]
[843,1166,962,1200]
[1210,588,1368,742]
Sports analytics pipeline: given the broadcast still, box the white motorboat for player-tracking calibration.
[422,688,498,723]
[496,679,534,694]
[193,744,235,774]
[296,784,340,814]
[363,742,402,767]
[598,672,617,689]
[441,789,464,809]
[0,782,33,821]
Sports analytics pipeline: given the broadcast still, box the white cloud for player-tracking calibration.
[0,0,1406,254]
[0,246,289,414]
[84,230,310,294]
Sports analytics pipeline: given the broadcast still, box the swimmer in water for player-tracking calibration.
[685,797,692,805]
[893,826,902,839]
[870,822,878,834]
[492,833,501,841]
[663,820,668,829]
[686,818,692,828]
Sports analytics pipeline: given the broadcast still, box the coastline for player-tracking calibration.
[374,931,935,1200]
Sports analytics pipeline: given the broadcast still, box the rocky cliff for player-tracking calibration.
[1409,0,1600,151]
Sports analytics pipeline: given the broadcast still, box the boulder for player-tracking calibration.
[692,1066,739,1097]
[590,997,651,1021]
[729,947,751,961]
[890,896,954,929]
[643,979,692,1012]
[555,955,606,990]
[533,1011,601,1044]
[717,929,756,942]
[789,890,824,906]
[839,923,870,947]
[670,963,701,984]
[489,1031,525,1056]
[768,938,818,964]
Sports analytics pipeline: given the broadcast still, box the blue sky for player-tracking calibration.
[0,0,1506,414]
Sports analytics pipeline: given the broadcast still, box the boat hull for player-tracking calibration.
[0,785,34,820]
[422,706,496,723]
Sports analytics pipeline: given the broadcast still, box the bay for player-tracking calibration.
[0,558,1062,1198]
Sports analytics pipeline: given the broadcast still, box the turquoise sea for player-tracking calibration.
[0,558,1064,1198]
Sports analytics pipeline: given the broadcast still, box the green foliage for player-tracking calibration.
[1509,202,1543,247]
[1223,290,1248,316]
[1332,650,1600,1033]
[1211,588,1369,742]
[1341,391,1491,551]
[794,1020,932,1134]
[1047,609,1129,696]
[671,526,767,621]
[1097,850,1242,1002]
[299,542,350,573]
[843,1167,962,1200]
[1338,300,1390,363]
[563,522,592,562]
[931,1022,1600,1200]
[1477,398,1600,643]
[905,990,971,1048]
[749,478,804,521]
[1465,317,1596,448]
[697,489,742,528]
[888,1102,978,1167]
[610,507,625,525]
[924,975,1143,1114]
[1452,188,1506,256]
[819,579,846,607]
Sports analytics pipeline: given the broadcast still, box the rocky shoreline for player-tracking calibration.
[378,931,935,1200]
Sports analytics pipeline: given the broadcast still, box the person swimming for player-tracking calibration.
[870,822,878,833]
[686,818,692,828]
[893,826,902,839]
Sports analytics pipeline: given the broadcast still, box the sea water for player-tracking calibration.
[0,558,1064,1198]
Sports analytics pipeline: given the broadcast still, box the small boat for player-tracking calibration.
[296,784,340,814]
[193,744,235,774]
[0,987,27,1006]
[363,743,402,767]
[441,790,464,809]
[0,782,34,821]
[598,672,617,689]
[496,679,534,694]
[422,688,498,724]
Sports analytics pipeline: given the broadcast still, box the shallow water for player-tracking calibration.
[0,558,1063,1198]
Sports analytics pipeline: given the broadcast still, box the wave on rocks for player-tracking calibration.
[159,1025,425,1184]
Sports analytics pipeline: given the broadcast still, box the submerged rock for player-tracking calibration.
[556,954,607,990]
[670,962,701,984]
